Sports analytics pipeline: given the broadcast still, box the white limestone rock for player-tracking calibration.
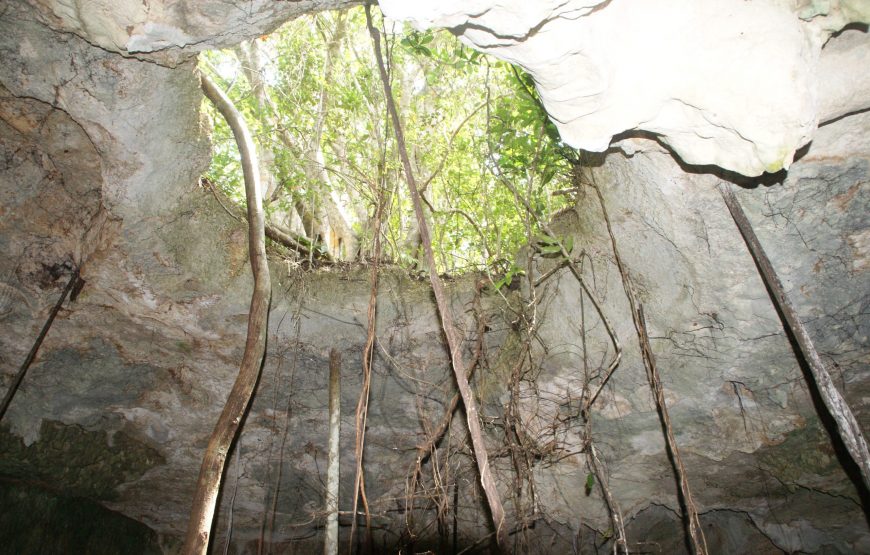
[24,0,357,59]
[380,0,870,176]
[818,28,870,124]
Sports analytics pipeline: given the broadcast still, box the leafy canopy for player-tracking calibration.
[200,7,572,276]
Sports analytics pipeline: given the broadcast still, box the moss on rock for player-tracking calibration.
[0,420,164,500]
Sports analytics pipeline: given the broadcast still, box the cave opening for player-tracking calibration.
[197,7,573,277]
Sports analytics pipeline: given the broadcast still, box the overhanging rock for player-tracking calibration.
[380,0,870,177]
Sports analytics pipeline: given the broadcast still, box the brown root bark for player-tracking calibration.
[0,267,80,423]
[349,150,386,553]
[589,176,706,554]
[365,7,507,551]
[182,73,272,555]
[720,184,870,492]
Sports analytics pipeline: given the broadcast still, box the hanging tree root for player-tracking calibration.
[569,252,628,555]
[349,148,388,554]
[408,280,486,481]
[365,6,508,551]
[638,305,708,555]
[496,173,622,407]
[496,154,628,547]
[0,266,81,423]
[719,183,870,492]
[587,173,707,555]
[260,304,304,554]
[586,444,628,554]
[404,282,491,551]
[183,73,272,555]
[404,281,486,551]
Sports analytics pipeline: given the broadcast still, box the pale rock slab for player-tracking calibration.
[24,0,358,60]
[380,0,870,176]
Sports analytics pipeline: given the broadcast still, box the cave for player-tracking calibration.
[1,1,869,554]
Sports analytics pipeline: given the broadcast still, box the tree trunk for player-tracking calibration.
[301,13,357,261]
[235,40,281,200]
[183,73,272,555]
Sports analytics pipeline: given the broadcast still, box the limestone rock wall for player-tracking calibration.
[517,110,870,552]
[24,0,358,62]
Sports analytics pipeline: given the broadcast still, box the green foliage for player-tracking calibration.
[491,264,525,292]
[399,29,434,58]
[199,7,572,275]
[200,94,245,205]
[534,233,574,258]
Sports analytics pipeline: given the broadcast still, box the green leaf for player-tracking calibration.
[541,167,556,186]
[585,473,595,495]
[534,234,558,246]
[539,244,562,255]
[506,265,525,280]
[201,11,572,276]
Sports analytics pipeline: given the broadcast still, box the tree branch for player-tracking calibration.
[200,176,332,262]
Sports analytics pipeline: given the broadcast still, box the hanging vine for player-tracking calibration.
[366,5,509,550]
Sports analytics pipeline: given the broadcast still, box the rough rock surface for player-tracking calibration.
[523,110,870,552]
[0,0,868,553]
[381,0,870,176]
[25,0,358,61]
